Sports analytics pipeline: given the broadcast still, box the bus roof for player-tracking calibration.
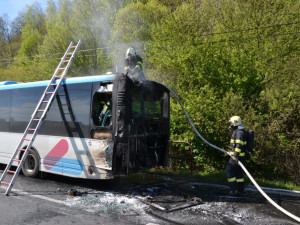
[0,74,115,90]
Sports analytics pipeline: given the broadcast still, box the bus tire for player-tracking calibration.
[22,149,40,178]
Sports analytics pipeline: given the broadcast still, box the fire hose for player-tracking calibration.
[163,84,300,223]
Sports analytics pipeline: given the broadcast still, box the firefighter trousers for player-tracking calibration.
[225,158,245,194]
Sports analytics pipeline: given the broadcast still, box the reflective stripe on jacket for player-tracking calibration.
[230,129,247,158]
[124,55,143,71]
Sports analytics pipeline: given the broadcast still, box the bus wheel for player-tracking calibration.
[22,149,40,178]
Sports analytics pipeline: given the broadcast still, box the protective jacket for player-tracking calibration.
[229,126,247,160]
[124,55,145,79]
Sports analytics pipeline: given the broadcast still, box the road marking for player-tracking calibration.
[0,185,67,205]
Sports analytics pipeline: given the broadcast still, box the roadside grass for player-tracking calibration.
[147,167,300,192]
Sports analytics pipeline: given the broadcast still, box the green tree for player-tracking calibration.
[40,0,119,77]
[0,14,23,70]
[111,0,170,74]
[16,3,46,58]
[146,0,300,183]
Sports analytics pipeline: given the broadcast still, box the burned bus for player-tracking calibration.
[0,74,169,179]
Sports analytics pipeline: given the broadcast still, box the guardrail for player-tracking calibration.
[169,140,194,173]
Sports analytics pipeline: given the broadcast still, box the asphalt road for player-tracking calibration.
[1,166,300,225]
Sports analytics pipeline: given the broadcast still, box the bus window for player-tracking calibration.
[91,83,113,127]
[38,83,91,138]
[132,101,141,114]
[144,100,161,115]
[11,87,43,133]
[131,87,168,117]
[0,90,12,132]
[162,92,169,118]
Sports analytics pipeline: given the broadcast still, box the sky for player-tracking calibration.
[0,0,50,21]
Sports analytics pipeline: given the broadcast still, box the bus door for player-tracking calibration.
[89,82,114,177]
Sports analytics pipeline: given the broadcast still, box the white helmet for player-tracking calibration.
[126,47,136,58]
[229,116,242,126]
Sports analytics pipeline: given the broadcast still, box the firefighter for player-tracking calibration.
[226,116,247,196]
[124,47,145,80]
[99,98,112,125]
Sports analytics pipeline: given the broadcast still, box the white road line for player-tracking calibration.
[0,185,68,205]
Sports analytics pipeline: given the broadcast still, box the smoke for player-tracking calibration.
[49,0,147,75]
[87,1,146,74]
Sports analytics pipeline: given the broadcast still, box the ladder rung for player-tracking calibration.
[42,101,49,103]
[8,170,15,174]
[28,128,36,131]
[55,76,61,79]
[1,181,9,185]
[70,46,76,49]
[50,84,57,86]
[13,159,20,162]
[33,119,40,121]
[46,92,54,94]
[67,53,73,56]
[37,110,45,112]
[59,68,66,70]
[63,60,70,63]
[24,138,31,141]
[19,148,26,152]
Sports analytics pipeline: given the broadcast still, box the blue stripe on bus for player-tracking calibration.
[0,74,115,90]
[49,158,83,176]
[0,81,18,86]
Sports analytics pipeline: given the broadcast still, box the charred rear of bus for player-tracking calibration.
[112,74,169,175]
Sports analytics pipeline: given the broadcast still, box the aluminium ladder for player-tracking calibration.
[0,40,82,195]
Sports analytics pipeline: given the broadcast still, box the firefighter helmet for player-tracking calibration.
[229,116,242,126]
[126,47,136,58]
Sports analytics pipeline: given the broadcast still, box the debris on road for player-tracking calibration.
[67,189,87,196]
